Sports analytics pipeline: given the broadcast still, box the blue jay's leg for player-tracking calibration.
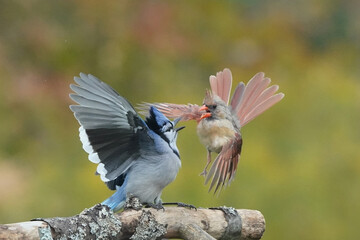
[145,196,165,211]
[102,178,128,212]
[145,203,165,211]
[200,150,212,176]
[162,202,197,210]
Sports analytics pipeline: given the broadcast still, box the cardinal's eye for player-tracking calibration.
[207,105,217,110]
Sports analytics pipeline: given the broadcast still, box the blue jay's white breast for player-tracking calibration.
[125,152,181,204]
[197,118,237,153]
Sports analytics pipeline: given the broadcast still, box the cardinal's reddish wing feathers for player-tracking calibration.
[231,72,284,127]
[209,68,232,105]
[205,133,243,193]
[230,82,245,112]
[138,102,202,121]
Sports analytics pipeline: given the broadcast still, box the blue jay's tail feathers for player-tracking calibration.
[102,186,127,212]
[102,174,128,212]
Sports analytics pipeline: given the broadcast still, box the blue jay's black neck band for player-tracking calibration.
[157,132,180,158]
[145,107,181,159]
[172,148,180,158]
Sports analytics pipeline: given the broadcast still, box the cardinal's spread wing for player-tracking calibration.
[69,73,152,189]
[205,133,243,193]
[138,102,202,121]
[230,72,284,127]
[209,68,233,105]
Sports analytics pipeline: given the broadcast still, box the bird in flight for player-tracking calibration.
[139,68,284,193]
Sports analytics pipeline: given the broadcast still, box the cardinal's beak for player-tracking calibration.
[199,105,211,120]
[199,105,209,112]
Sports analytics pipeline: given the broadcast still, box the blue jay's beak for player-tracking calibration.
[176,126,185,132]
[173,117,182,126]
[173,117,185,132]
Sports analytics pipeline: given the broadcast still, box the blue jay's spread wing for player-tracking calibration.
[138,102,202,122]
[205,133,242,194]
[70,73,150,187]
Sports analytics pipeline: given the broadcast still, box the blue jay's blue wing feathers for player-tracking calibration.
[74,73,135,112]
[70,73,184,211]
[70,73,151,186]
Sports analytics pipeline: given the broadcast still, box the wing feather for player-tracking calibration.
[209,68,233,105]
[241,93,284,126]
[138,102,201,121]
[232,72,284,126]
[236,72,264,119]
[237,77,271,121]
[205,133,242,193]
[230,82,245,111]
[70,73,150,186]
[70,84,126,111]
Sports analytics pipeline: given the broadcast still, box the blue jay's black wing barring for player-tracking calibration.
[69,73,150,187]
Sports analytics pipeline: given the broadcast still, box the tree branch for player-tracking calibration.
[0,204,265,239]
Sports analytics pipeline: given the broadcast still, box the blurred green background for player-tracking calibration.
[0,1,359,239]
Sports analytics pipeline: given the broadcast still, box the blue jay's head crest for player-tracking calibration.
[146,106,185,158]
[146,106,173,133]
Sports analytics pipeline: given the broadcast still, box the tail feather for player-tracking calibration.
[102,183,127,212]
[209,68,232,105]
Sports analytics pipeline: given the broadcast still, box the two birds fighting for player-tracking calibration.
[69,68,284,211]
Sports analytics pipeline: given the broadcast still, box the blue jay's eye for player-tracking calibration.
[162,122,174,132]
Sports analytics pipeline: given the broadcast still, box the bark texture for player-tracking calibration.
[0,204,265,240]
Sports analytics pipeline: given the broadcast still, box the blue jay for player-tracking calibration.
[69,73,185,212]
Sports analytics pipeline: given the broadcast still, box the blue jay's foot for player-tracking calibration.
[145,202,165,211]
[162,202,197,210]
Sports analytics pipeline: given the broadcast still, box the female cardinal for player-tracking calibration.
[139,68,284,193]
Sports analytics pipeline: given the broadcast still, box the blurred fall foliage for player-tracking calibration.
[0,1,359,239]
